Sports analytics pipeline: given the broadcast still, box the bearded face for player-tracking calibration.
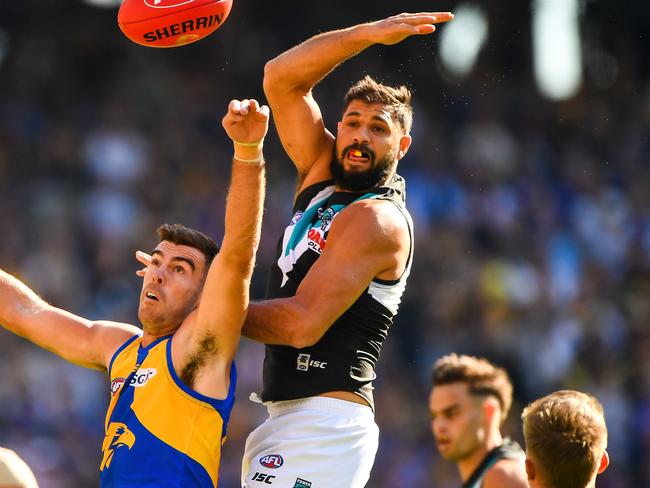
[330,141,398,191]
[332,100,409,192]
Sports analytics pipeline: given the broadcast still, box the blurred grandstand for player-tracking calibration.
[0,1,648,486]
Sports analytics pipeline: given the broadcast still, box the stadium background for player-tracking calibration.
[0,0,648,486]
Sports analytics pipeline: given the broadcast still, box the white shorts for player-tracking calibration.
[241,396,379,488]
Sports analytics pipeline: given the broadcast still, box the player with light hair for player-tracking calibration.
[522,390,609,488]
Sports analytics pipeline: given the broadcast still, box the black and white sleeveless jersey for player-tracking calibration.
[462,438,525,488]
[261,174,413,410]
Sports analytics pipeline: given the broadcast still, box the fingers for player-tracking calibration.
[227,99,269,117]
[391,12,454,25]
[136,250,151,265]
[135,250,150,277]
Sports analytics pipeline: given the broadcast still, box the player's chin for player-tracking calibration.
[435,441,454,457]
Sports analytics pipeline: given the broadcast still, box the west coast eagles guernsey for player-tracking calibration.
[262,174,413,410]
[100,334,236,487]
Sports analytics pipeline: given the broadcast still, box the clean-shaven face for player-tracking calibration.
[429,383,488,461]
[138,240,207,331]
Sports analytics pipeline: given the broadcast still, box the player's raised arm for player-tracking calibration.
[174,99,267,379]
[0,269,140,370]
[263,12,453,191]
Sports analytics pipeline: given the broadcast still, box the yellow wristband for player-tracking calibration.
[233,140,264,147]
[234,155,264,164]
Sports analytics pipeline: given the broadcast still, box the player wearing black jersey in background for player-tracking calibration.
[429,354,528,488]
[239,11,453,488]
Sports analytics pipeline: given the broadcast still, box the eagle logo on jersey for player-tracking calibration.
[100,422,136,470]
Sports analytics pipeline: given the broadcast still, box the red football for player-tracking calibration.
[118,0,233,48]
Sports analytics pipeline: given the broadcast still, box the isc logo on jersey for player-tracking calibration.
[259,454,283,469]
[130,368,157,387]
[296,353,327,371]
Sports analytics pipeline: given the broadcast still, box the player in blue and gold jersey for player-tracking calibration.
[0,98,269,487]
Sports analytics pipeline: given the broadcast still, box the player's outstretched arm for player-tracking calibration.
[174,100,267,380]
[263,12,453,190]
[0,269,140,370]
[242,200,409,347]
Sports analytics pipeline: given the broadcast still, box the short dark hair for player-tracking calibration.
[522,390,608,488]
[156,223,219,267]
[432,354,514,424]
[343,75,413,134]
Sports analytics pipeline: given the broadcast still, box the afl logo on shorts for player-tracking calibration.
[110,377,126,395]
[259,454,284,469]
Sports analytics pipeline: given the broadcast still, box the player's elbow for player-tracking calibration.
[286,320,323,349]
[287,332,318,349]
[263,59,282,96]
[263,59,306,99]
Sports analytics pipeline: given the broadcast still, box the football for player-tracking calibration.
[118,0,233,48]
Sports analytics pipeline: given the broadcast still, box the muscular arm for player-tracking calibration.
[242,200,409,348]
[176,100,268,374]
[263,12,452,191]
[0,269,140,369]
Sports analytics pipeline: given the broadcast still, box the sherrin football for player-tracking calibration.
[118,0,233,48]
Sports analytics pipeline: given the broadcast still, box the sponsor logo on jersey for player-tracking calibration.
[293,478,312,488]
[296,353,327,371]
[130,368,157,387]
[110,377,126,395]
[290,211,304,225]
[259,454,284,469]
[101,422,136,471]
[307,227,326,253]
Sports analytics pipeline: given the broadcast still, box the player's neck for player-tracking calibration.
[141,324,179,347]
[457,431,504,482]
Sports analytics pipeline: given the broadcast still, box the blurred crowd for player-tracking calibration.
[0,1,648,487]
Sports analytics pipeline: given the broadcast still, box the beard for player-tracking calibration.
[330,142,397,192]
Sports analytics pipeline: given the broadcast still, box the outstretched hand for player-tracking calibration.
[222,99,270,145]
[367,12,454,46]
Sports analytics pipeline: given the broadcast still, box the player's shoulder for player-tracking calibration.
[483,458,528,488]
[344,197,409,232]
[330,198,409,252]
[337,198,408,230]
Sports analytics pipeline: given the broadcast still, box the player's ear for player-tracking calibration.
[525,458,536,481]
[597,451,609,474]
[482,396,499,424]
[397,134,412,160]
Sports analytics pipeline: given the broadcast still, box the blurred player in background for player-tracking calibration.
[522,390,609,488]
[0,98,269,487]
[0,448,38,488]
[429,354,528,488]
[239,11,453,488]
